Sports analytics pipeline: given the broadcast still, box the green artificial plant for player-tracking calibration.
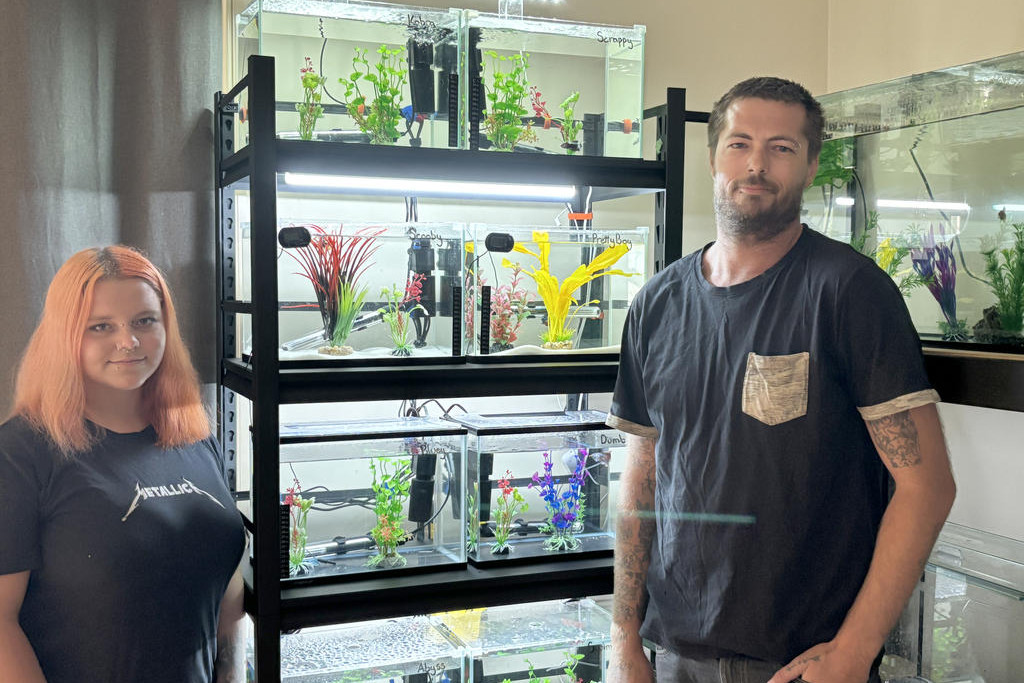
[338,45,408,145]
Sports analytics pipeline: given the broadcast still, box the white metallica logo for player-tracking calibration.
[121,477,226,522]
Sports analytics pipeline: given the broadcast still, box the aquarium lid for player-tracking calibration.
[277,416,466,443]
[928,521,1024,598]
[433,598,612,654]
[447,410,611,435]
[818,49,1024,138]
[468,10,644,41]
[241,0,461,27]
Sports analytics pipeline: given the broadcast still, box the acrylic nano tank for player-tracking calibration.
[465,225,647,359]
[280,616,465,682]
[236,220,465,364]
[802,50,1024,350]
[461,11,645,156]
[434,599,611,683]
[235,0,462,148]
[278,416,466,580]
[881,523,1024,682]
[447,410,623,565]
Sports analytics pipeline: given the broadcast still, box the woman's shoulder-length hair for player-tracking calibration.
[11,245,210,454]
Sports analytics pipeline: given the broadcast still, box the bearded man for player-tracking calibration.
[606,77,956,683]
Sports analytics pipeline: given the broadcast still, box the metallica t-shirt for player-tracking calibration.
[0,417,245,683]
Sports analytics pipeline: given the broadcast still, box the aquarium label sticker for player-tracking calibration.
[597,31,637,50]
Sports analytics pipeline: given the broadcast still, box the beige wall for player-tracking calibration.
[827,0,1024,92]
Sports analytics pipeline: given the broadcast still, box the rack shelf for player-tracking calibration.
[243,556,614,632]
[220,139,669,193]
[222,358,618,403]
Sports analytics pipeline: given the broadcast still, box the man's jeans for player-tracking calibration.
[653,648,884,683]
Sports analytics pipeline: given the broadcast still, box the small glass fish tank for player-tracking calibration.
[235,0,462,149]
[802,50,1024,351]
[460,11,645,157]
[434,599,611,683]
[280,615,465,682]
[446,410,622,565]
[880,523,1024,682]
[278,416,466,580]
[465,225,647,360]
[237,219,466,365]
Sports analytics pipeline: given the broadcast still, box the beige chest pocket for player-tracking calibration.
[741,351,810,426]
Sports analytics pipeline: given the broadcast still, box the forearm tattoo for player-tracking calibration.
[866,410,922,469]
[613,449,656,625]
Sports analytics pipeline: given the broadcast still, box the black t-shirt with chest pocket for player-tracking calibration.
[608,226,937,663]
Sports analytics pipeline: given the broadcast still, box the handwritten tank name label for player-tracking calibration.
[600,433,627,446]
[597,31,637,50]
[407,227,448,246]
[594,233,633,249]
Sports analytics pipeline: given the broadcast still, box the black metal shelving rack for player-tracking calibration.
[215,54,707,682]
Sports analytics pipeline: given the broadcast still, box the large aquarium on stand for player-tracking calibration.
[235,0,463,149]
[434,599,611,683]
[803,50,1024,350]
[461,11,645,156]
[234,218,466,365]
[277,416,466,581]
[446,410,623,565]
[465,225,648,360]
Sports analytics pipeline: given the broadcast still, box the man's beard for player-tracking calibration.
[713,174,804,241]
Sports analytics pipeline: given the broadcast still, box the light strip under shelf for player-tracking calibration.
[282,172,577,201]
[829,197,969,212]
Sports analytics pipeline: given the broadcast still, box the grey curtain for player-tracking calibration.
[0,0,220,416]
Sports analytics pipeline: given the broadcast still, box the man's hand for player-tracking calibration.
[767,641,871,683]
[608,626,654,683]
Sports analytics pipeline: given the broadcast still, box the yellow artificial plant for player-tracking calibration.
[503,230,635,346]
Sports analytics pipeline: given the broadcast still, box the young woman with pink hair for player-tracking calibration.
[0,246,245,682]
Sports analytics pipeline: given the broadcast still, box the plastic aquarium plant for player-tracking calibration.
[980,221,1024,335]
[285,225,384,356]
[558,91,583,154]
[482,51,537,152]
[529,86,582,154]
[377,273,427,356]
[467,481,479,553]
[529,449,588,552]
[504,231,635,349]
[500,652,589,683]
[853,212,928,297]
[285,478,316,577]
[489,265,531,352]
[338,45,408,145]
[296,57,325,141]
[911,225,968,341]
[368,457,412,568]
[491,470,528,555]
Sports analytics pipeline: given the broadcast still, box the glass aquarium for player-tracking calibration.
[280,616,465,682]
[434,599,611,683]
[880,523,1024,682]
[465,225,648,359]
[236,218,466,365]
[803,50,1024,350]
[446,410,623,565]
[278,416,466,580]
[461,12,645,157]
[235,0,462,149]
